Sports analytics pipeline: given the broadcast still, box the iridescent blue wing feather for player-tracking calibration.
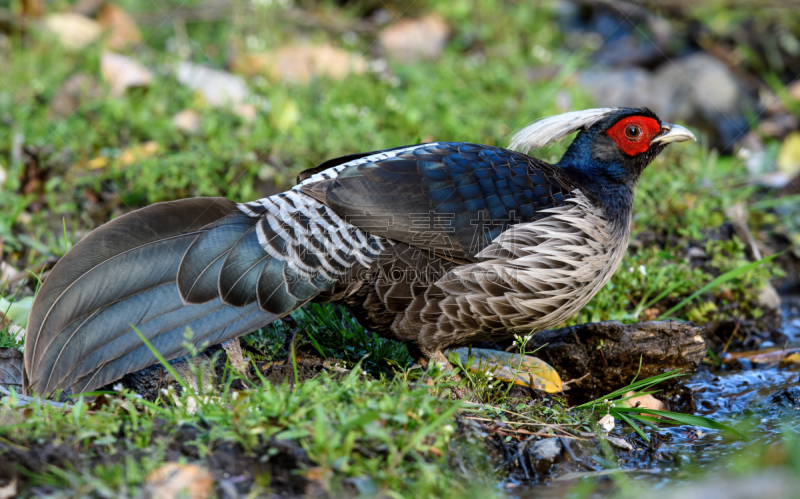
[315,142,575,261]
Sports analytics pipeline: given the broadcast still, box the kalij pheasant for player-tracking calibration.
[23,107,695,396]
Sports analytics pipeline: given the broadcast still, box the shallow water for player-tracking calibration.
[513,302,800,497]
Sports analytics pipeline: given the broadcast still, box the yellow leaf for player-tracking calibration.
[778,132,800,177]
[87,156,108,169]
[118,141,160,167]
[450,347,563,393]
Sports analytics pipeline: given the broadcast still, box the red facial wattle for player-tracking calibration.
[606,116,662,156]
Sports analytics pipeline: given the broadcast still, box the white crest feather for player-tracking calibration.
[509,108,621,154]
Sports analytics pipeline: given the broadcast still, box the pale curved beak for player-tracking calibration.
[652,123,696,145]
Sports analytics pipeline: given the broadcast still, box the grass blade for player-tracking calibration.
[658,253,782,320]
[613,407,745,437]
[614,411,648,441]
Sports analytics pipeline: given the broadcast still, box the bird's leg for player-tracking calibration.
[408,345,471,399]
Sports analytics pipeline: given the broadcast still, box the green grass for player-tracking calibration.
[0,0,797,496]
[0,355,497,498]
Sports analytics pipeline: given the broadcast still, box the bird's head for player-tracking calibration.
[510,107,696,186]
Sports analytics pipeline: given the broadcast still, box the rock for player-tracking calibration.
[97,2,142,50]
[144,463,213,499]
[529,438,562,474]
[378,14,450,62]
[175,62,250,108]
[577,53,754,152]
[598,414,615,432]
[172,109,201,133]
[238,44,366,83]
[531,321,707,403]
[49,72,98,120]
[43,13,102,50]
[758,285,782,310]
[605,435,632,451]
[100,51,153,96]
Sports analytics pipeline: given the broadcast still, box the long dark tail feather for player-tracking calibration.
[23,198,283,397]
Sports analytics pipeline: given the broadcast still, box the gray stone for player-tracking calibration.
[175,62,250,108]
[578,53,755,151]
[530,438,562,474]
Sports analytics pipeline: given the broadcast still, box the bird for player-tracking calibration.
[22,107,695,397]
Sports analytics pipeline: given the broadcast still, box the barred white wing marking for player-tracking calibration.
[293,143,439,187]
[236,191,389,283]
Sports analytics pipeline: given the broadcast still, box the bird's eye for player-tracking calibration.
[625,125,641,139]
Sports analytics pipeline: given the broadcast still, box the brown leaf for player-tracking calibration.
[0,348,23,391]
[378,14,450,62]
[21,0,45,19]
[101,51,153,97]
[43,13,102,50]
[623,391,665,411]
[790,81,800,102]
[49,73,99,121]
[0,478,17,499]
[144,463,213,499]
[97,2,142,50]
[236,45,366,83]
[173,109,202,134]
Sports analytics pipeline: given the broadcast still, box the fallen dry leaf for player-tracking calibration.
[49,72,99,120]
[97,2,142,50]
[0,478,16,499]
[237,44,366,83]
[379,14,449,62]
[790,80,800,102]
[0,163,5,187]
[0,261,20,284]
[724,347,800,366]
[22,0,45,19]
[0,348,23,391]
[450,347,563,393]
[144,463,213,499]
[87,156,109,169]
[623,391,665,411]
[101,51,153,96]
[233,103,257,123]
[778,132,800,178]
[176,62,250,108]
[118,141,159,167]
[173,109,202,134]
[43,13,102,50]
